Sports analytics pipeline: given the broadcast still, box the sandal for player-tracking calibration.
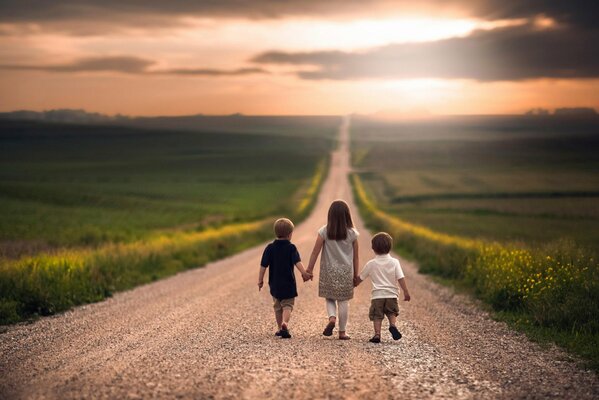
[323,321,335,336]
[339,335,351,340]
[280,324,291,339]
[389,325,402,340]
[369,335,381,343]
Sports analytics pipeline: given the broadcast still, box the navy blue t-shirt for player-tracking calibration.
[260,239,301,300]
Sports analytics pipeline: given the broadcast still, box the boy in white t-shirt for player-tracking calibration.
[355,232,411,343]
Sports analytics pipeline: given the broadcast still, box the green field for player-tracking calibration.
[0,118,337,256]
[351,116,599,247]
[351,115,599,369]
[0,117,336,323]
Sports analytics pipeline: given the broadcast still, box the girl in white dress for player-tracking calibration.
[306,200,359,340]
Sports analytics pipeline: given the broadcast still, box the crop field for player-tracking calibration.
[351,116,599,247]
[0,118,337,255]
[350,115,599,368]
[0,117,337,323]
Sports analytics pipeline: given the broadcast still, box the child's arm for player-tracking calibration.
[295,261,312,282]
[355,261,370,287]
[258,266,267,291]
[306,235,324,276]
[352,240,360,283]
[398,277,411,301]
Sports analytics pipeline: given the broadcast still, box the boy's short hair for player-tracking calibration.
[372,232,393,254]
[274,218,294,238]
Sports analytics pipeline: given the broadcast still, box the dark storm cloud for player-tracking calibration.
[252,24,599,81]
[0,56,269,76]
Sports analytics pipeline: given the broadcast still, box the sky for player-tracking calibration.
[0,1,598,116]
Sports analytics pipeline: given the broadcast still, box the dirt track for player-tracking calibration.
[1,117,598,399]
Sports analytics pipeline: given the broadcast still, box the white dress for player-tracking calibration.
[317,225,359,300]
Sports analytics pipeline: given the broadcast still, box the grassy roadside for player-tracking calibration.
[295,158,328,219]
[351,173,599,371]
[0,158,328,326]
[0,220,273,325]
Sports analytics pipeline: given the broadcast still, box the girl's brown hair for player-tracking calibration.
[326,200,354,240]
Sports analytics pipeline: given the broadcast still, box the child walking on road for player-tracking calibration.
[355,232,411,343]
[259,218,311,339]
[306,200,359,340]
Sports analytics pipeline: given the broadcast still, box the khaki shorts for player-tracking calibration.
[273,297,295,312]
[369,298,399,321]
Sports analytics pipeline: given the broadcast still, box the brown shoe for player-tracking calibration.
[323,321,335,336]
[339,335,351,340]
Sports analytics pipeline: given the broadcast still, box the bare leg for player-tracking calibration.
[373,319,382,336]
[279,307,293,339]
[275,309,283,329]
[387,314,402,340]
[282,307,292,326]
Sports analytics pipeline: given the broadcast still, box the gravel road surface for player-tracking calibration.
[1,117,598,399]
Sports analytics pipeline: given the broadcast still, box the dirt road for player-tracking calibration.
[1,117,598,399]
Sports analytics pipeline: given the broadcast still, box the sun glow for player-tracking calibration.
[178,16,480,53]
[264,17,478,49]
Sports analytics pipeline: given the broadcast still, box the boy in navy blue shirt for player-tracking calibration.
[259,218,311,338]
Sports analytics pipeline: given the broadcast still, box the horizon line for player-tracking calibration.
[1,107,598,120]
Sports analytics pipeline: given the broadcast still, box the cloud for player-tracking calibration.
[160,67,269,76]
[0,1,594,22]
[0,1,597,32]
[0,56,269,76]
[0,1,404,22]
[252,24,599,81]
[0,56,154,73]
[469,1,599,29]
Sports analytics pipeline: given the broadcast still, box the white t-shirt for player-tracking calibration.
[359,254,405,299]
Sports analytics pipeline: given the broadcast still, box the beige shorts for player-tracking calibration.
[369,298,399,321]
[273,297,295,312]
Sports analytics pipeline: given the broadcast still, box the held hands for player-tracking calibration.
[353,275,361,287]
[306,267,315,281]
[301,271,313,282]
